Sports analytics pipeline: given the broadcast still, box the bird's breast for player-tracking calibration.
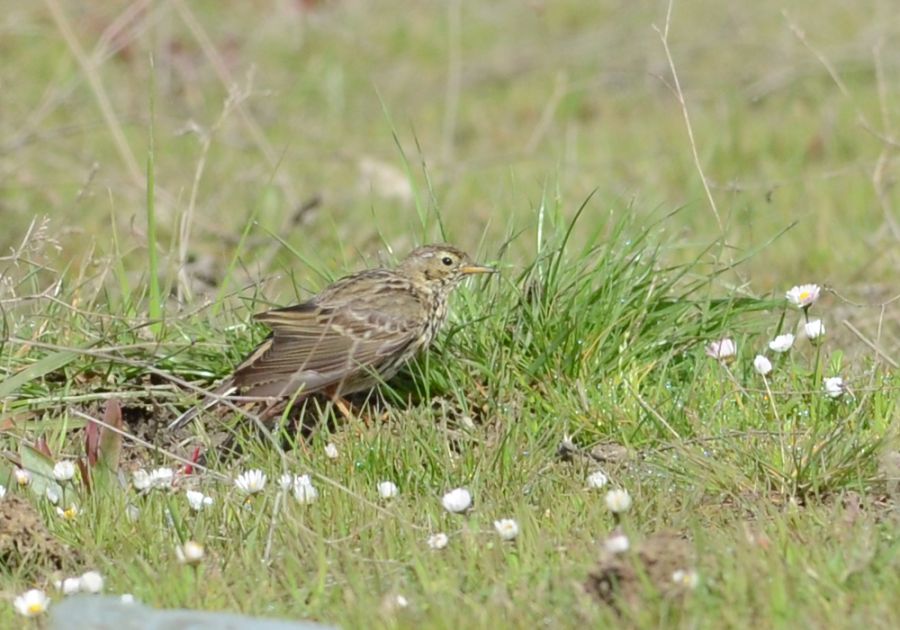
[422,293,449,347]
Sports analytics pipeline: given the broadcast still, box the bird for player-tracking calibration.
[169,244,495,430]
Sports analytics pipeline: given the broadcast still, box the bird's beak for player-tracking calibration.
[460,264,497,275]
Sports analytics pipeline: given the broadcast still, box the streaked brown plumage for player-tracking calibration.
[170,244,494,429]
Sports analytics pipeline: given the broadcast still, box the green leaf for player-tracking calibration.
[0,349,80,399]
[19,443,62,501]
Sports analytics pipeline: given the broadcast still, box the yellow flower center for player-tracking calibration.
[799,291,810,301]
[27,603,44,614]
[64,507,76,519]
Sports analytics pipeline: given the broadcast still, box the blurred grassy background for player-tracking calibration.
[2,3,899,627]
[1,0,898,329]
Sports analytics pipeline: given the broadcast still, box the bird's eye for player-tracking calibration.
[441,256,453,266]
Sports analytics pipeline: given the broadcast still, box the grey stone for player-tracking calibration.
[49,595,338,630]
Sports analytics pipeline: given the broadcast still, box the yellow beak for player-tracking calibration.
[460,264,497,275]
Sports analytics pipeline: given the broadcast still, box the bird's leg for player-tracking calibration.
[259,400,285,421]
[323,385,357,423]
[261,396,314,455]
[332,395,355,422]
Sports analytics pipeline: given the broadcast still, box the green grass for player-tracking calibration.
[1,1,899,628]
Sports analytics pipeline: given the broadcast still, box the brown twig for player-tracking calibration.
[653,0,724,234]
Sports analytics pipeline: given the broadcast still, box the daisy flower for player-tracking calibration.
[58,577,81,596]
[14,589,50,617]
[377,481,399,499]
[393,594,409,608]
[292,475,318,504]
[45,486,61,505]
[804,319,825,341]
[586,470,609,489]
[132,469,152,491]
[185,490,214,511]
[705,338,736,361]
[56,504,78,521]
[604,489,632,514]
[235,469,267,495]
[672,568,700,589]
[604,532,630,554]
[768,334,794,353]
[134,467,175,491]
[79,571,104,594]
[753,355,772,376]
[52,460,76,481]
[149,467,175,489]
[441,488,472,513]
[427,533,449,550]
[824,376,844,399]
[14,468,31,487]
[786,284,820,309]
[176,540,205,565]
[278,473,294,491]
[493,518,520,541]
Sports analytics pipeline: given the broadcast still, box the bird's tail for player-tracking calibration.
[168,379,237,431]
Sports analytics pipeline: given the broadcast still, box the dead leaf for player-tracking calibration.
[98,398,124,473]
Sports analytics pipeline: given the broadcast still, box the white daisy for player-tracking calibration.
[786,284,820,309]
[52,460,76,481]
[672,568,700,589]
[753,354,772,376]
[176,540,205,565]
[59,577,81,596]
[377,481,399,499]
[804,319,825,341]
[393,594,409,608]
[493,518,520,541]
[78,571,104,594]
[604,489,632,514]
[705,338,736,360]
[586,470,609,489]
[278,473,294,491]
[292,475,318,504]
[149,467,175,489]
[427,533,449,550]
[824,376,844,399]
[14,589,50,617]
[14,468,31,486]
[56,504,78,521]
[132,469,152,491]
[185,490,213,511]
[45,485,61,504]
[768,333,795,353]
[234,469,267,495]
[604,532,630,554]
[441,488,472,513]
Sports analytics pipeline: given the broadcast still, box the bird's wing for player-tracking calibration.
[230,296,421,396]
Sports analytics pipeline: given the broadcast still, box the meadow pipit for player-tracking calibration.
[170,244,495,429]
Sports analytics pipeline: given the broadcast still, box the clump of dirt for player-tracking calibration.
[0,493,78,578]
[584,530,697,612]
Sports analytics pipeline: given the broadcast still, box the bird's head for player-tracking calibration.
[398,244,496,289]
